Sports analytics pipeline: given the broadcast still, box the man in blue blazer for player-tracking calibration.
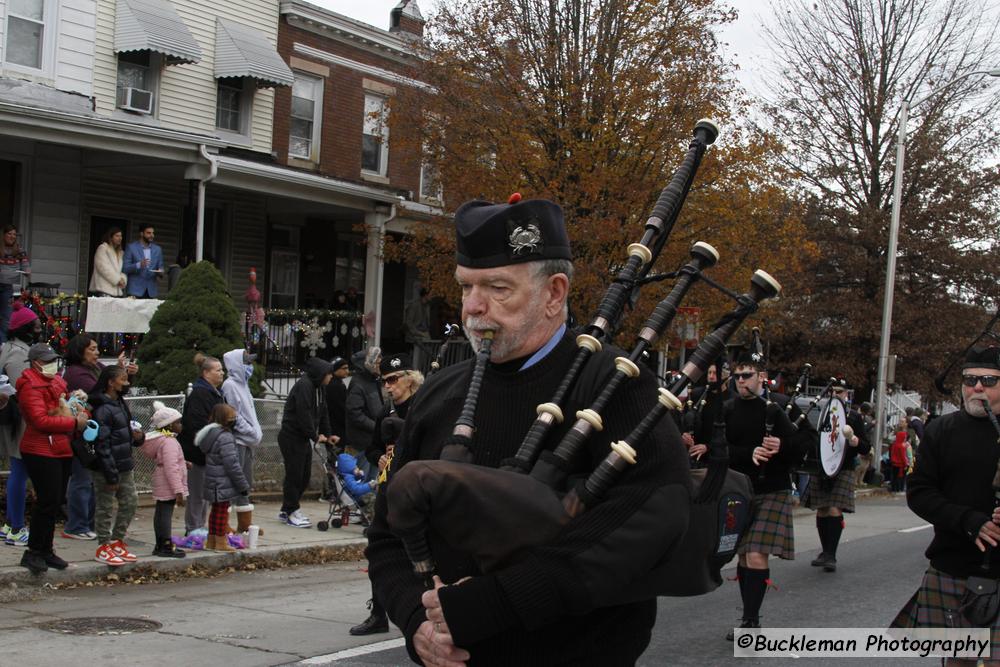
[123,224,164,298]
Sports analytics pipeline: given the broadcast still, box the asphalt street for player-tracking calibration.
[0,494,944,666]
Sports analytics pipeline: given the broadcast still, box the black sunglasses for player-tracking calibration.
[963,375,1000,388]
[733,372,758,380]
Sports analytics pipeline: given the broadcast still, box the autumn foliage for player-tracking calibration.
[383,0,814,354]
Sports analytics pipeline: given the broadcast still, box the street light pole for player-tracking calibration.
[872,69,1000,467]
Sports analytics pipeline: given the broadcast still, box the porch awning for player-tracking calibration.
[115,0,202,65]
[214,19,294,88]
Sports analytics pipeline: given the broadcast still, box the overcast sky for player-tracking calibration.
[317,0,774,94]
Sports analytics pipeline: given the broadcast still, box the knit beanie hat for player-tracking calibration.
[150,400,182,429]
[8,300,37,331]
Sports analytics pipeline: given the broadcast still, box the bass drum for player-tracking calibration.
[818,396,848,478]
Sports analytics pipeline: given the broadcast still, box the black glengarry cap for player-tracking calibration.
[454,193,571,269]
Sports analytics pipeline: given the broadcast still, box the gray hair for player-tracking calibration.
[530,259,573,319]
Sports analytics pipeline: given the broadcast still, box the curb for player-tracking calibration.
[0,538,369,591]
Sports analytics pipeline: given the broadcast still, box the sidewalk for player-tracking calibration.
[0,497,367,589]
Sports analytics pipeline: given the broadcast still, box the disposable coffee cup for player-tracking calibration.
[247,525,260,549]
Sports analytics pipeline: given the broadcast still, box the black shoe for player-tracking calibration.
[349,613,389,636]
[43,551,69,570]
[823,556,837,572]
[810,552,829,567]
[20,550,48,575]
[152,544,186,559]
[726,618,760,641]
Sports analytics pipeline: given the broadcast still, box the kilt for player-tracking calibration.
[892,566,1000,659]
[803,469,855,513]
[737,490,795,559]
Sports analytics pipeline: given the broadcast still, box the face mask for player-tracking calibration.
[40,361,59,377]
[120,384,131,396]
[245,365,254,380]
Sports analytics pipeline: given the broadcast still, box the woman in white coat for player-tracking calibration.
[89,227,126,297]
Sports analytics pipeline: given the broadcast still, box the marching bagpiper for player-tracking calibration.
[892,346,1000,657]
[724,348,808,637]
[802,377,870,572]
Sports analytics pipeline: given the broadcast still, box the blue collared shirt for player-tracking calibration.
[520,323,567,371]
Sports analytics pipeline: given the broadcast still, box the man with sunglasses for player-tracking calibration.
[893,346,1000,656]
[802,378,870,573]
[893,346,1000,645]
[724,351,805,638]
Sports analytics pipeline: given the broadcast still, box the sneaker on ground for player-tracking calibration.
[290,509,310,521]
[62,530,95,540]
[95,544,126,567]
[0,523,9,539]
[5,527,29,547]
[109,540,137,562]
[277,511,289,524]
[286,512,312,528]
[85,531,98,539]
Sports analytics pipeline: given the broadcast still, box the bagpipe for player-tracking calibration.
[387,120,780,601]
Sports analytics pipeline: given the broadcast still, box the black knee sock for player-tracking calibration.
[741,567,769,622]
[816,516,830,554]
[824,516,844,557]
[737,564,748,599]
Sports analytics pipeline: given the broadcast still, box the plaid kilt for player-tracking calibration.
[892,566,1000,658]
[803,469,856,513]
[737,490,795,559]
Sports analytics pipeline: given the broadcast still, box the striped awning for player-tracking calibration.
[214,19,294,88]
[115,0,202,65]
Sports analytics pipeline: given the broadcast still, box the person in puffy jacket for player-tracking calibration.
[16,343,87,574]
[196,404,250,552]
[345,348,382,472]
[139,401,188,558]
[88,365,144,567]
[180,353,226,534]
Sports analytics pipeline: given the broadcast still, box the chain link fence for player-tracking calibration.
[123,394,318,496]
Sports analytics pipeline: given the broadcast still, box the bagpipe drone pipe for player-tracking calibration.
[386,120,780,603]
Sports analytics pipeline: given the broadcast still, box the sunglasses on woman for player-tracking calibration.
[962,375,1000,388]
[383,373,406,385]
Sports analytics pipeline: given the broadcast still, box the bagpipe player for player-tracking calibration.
[365,194,690,666]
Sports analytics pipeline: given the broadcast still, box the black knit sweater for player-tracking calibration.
[366,332,690,666]
[725,392,802,494]
[907,410,1000,578]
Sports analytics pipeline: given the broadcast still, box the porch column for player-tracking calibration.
[364,209,389,347]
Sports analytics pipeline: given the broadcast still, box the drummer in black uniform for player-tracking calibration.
[803,378,870,572]
[724,350,805,637]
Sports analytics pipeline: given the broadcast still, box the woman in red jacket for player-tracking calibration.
[16,344,87,574]
[889,418,910,494]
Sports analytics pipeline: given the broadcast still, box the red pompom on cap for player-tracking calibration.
[507,192,522,205]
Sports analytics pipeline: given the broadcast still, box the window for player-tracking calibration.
[289,74,322,160]
[116,51,160,113]
[362,94,388,175]
[4,0,46,69]
[216,77,249,134]
[420,150,442,202]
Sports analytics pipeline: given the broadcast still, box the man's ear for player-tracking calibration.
[545,273,570,319]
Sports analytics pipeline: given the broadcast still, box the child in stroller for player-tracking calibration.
[314,442,376,531]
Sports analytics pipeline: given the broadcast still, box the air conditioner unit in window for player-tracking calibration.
[118,87,154,114]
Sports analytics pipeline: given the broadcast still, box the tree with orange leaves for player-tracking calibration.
[384,0,814,359]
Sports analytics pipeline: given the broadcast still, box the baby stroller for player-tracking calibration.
[313,441,372,531]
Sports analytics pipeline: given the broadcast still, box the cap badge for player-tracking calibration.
[390,358,402,369]
[509,223,542,256]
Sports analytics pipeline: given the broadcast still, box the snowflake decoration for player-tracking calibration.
[298,318,333,357]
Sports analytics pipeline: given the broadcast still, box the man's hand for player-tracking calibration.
[976,518,1000,552]
[849,435,859,448]
[140,258,149,269]
[752,446,774,466]
[681,432,695,449]
[762,435,781,453]
[378,454,390,472]
[689,443,708,461]
[317,434,328,444]
[416,576,470,667]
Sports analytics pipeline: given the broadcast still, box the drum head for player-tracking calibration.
[818,397,848,477]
